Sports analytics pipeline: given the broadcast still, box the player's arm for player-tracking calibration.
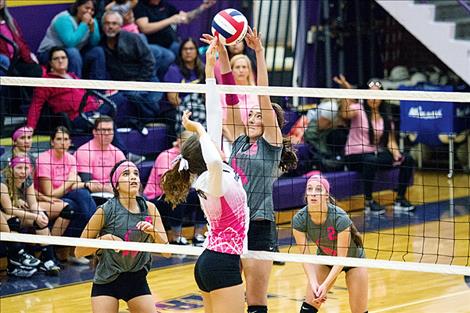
[321,227,351,289]
[141,201,169,245]
[293,229,318,285]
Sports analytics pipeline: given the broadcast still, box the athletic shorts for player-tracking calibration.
[326,264,354,273]
[91,268,151,302]
[247,220,277,252]
[194,249,242,292]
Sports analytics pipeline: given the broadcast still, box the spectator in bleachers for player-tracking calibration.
[334,74,415,215]
[35,126,97,246]
[303,99,349,172]
[37,0,105,79]
[0,126,72,230]
[0,0,42,77]
[134,0,215,74]
[105,0,139,34]
[75,116,126,194]
[0,210,41,278]
[164,38,206,135]
[214,40,257,83]
[101,10,162,121]
[26,47,119,132]
[0,126,35,171]
[1,156,61,275]
[143,130,206,246]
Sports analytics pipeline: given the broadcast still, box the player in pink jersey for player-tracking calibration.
[161,38,249,313]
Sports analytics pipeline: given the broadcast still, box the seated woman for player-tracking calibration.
[26,47,124,134]
[35,126,97,243]
[143,131,206,246]
[0,126,35,171]
[36,0,104,78]
[0,156,61,275]
[334,75,415,214]
[164,38,206,138]
[0,0,42,77]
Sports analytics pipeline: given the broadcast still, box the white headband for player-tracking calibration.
[173,155,189,172]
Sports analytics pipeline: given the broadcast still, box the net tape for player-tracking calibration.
[1,232,469,276]
[1,76,469,102]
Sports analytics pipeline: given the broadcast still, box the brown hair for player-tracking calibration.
[271,103,298,172]
[161,135,207,207]
[93,115,114,130]
[1,166,20,207]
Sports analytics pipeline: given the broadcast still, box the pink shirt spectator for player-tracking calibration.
[122,23,140,34]
[143,146,180,200]
[75,138,126,184]
[35,149,77,189]
[220,93,259,125]
[345,102,384,155]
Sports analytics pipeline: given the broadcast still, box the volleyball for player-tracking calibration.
[211,8,248,46]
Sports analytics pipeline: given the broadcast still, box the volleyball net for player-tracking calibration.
[0,76,469,276]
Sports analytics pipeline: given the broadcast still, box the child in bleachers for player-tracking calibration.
[105,0,139,34]
[0,156,61,275]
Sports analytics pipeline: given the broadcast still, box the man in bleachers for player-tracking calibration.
[101,10,162,121]
[75,115,126,194]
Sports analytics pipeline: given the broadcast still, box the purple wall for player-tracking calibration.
[9,0,244,53]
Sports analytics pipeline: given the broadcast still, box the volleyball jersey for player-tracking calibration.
[229,135,281,222]
[292,204,365,258]
[193,134,249,255]
[94,197,154,284]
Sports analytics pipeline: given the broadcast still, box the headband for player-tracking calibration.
[307,175,330,194]
[10,156,32,170]
[111,161,139,187]
[12,127,33,142]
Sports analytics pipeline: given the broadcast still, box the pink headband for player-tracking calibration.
[12,127,33,142]
[307,175,330,194]
[10,156,32,170]
[111,161,139,187]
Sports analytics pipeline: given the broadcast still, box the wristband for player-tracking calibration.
[221,72,239,106]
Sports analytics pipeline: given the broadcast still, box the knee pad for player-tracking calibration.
[59,205,76,220]
[248,306,268,313]
[7,217,21,232]
[300,302,318,313]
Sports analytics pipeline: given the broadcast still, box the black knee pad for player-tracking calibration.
[7,217,21,232]
[300,302,318,313]
[248,305,267,313]
[59,205,76,220]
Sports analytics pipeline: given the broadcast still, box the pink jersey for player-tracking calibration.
[345,102,384,155]
[193,163,249,255]
[35,149,77,190]
[143,146,180,200]
[75,138,126,184]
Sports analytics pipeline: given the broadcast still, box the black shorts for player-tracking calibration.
[91,269,151,302]
[326,265,354,273]
[247,220,277,252]
[194,249,242,292]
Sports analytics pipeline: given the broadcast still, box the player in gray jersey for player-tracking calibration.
[292,175,368,313]
[75,160,168,313]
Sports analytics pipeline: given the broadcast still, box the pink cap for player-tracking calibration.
[307,175,330,194]
[111,161,139,187]
[12,127,33,142]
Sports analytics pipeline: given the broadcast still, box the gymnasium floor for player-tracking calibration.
[1,172,469,312]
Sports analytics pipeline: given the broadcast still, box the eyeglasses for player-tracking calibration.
[96,128,114,134]
[368,80,383,89]
[52,56,68,61]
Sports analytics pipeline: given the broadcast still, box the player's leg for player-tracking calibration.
[201,291,213,313]
[210,284,245,313]
[91,296,119,313]
[127,295,156,313]
[345,267,368,313]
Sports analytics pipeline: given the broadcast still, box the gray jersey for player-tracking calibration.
[94,197,153,284]
[292,204,365,258]
[229,135,281,222]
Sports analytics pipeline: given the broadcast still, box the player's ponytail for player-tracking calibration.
[271,103,298,172]
[350,223,364,248]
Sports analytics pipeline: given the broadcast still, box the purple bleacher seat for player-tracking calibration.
[117,125,167,155]
[71,135,92,150]
[0,146,4,157]
[138,160,154,185]
[273,168,412,211]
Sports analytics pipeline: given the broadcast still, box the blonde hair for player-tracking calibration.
[1,166,21,207]
[230,54,255,86]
